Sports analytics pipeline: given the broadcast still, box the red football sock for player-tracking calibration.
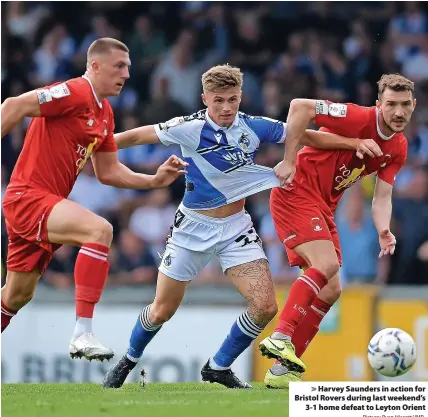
[1,300,18,332]
[274,268,328,337]
[74,243,110,318]
[292,298,332,357]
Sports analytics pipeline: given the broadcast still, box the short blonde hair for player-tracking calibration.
[202,64,243,93]
[377,73,415,99]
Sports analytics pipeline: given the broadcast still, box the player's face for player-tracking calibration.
[377,89,416,133]
[202,88,242,127]
[99,49,131,97]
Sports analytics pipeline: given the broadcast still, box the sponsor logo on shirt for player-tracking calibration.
[76,138,98,175]
[334,163,366,191]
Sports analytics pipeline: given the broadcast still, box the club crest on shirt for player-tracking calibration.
[238,132,251,150]
[379,154,392,168]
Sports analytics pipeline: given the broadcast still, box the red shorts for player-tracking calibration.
[2,187,64,274]
[270,187,342,268]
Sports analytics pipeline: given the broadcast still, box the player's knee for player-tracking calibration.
[2,286,35,311]
[316,259,340,280]
[149,303,177,325]
[319,279,342,305]
[265,301,278,320]
[88,219,113,246]
[250,300,278,326]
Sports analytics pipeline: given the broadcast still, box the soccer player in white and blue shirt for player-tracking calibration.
[103,64,364,388]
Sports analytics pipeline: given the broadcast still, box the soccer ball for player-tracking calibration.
[367,328,417,377]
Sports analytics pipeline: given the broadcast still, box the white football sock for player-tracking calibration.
[72,317,93,339]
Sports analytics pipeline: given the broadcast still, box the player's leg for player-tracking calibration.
[1,215,49,333]
[103,209,213,388]
[264,271,342,389]
[264,231,343,388]
[292,272,341,358]
[46,198,115,360]
[1,270,40,332]
[273,239,339,340]
[259,188,338,371]
[200,213,278,388]
[278,224,343,356]
[103,271,189,388]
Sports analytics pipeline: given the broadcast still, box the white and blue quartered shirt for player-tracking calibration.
[154,110,285,210]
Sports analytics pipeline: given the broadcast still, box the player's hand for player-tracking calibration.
[378,229,396,258]
[355,139,383,160]
[151,155,188,188]
[274,160,296,187]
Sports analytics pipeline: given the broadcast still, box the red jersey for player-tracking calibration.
[290,102,408,211]
[7,76,117,198]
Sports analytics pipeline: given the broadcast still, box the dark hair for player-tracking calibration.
[377,73,415,99]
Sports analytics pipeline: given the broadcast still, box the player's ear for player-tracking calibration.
[201,93,207,107]
[376,99,381,109]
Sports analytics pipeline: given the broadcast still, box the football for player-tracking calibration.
[367,328,417,377]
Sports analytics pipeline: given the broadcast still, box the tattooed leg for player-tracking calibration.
[226,259,278,327]
[207,259,278,372]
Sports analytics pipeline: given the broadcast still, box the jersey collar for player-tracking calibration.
[375,107,395,141]
[205,111,240,131]
[82,73,103,109]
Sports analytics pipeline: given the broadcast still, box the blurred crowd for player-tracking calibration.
[1,1,428,288]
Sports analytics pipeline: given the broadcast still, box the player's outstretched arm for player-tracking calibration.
[275,99,317,186]
[1,91,41,138]
[92,151,187,189]
[372,178,396,258]
[114,125,160,149]
[301,130,383,159]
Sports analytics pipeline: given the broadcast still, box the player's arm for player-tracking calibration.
[301,130,383,159]
[114,125,160,149]
[91,151,187,189]
[1,91,41,138]
[372,178,396,258]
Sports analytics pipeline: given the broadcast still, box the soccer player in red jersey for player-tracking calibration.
[1,37,187,361]
[258,73,415,387]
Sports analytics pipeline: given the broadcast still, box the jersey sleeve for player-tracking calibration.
[246,116,287,144]
[377,139,408,185]
[153,116,202,150]
[314,101,370,137]
[37,79,89,118]
[97,102,118,153]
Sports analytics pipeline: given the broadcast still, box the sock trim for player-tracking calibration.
[311,305,326,317]
[140,305,162,331]
[79,248,107,261]
[298,275,319,295]
[81,245,109,257]
[237,310,263,339]
[126,353,140,363]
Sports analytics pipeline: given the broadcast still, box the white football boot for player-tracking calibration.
[69,333,114,361]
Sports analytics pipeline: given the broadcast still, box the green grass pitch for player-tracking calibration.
[2,383,289,417]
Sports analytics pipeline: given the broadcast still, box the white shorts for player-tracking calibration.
[158,204,267,282]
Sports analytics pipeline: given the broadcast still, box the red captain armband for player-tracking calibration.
[315,100,348,118]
